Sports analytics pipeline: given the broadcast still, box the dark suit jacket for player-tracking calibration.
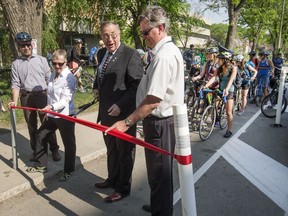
[93,43,144,127]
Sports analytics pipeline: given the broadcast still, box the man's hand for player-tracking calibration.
[8,101,17,109]
[108,104,121,116]
[105,120,129,134]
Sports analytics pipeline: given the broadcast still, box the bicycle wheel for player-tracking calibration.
[261,92,287,118]
[219,103,228,129]
[188,98,200,131]
[81,71,94,91]
[255,96,262,107]
[233,89,242,112]
[199,105,216,141]
[254,84,259,97]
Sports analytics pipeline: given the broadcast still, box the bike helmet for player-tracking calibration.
[73,38,83,44]
[15,32,32,43]
[233,54,244,62]
[217,51,233,60]
[260,50,270,56]
[249,51,256,56]
[207,47,218,54]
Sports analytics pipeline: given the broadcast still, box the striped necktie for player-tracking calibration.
[99,52,112,85]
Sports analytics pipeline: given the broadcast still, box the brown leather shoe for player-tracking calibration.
[52,151,61,161]
[104,192,129,203]
[94,181,114,189]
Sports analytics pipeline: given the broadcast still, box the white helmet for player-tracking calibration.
[233,54,244,62]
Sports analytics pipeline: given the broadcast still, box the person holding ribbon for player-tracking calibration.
[92,21,144,202]
[26,49,77,182]
[8,32,61,163]
[106,6,184,215]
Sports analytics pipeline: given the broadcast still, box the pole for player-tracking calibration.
[275,66,287,126]
[173,104,197,216]
[10,108,18,170]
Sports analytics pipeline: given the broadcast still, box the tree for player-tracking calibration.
[209,23,228,45]
[0,0,43,57]
[200,0,246,49]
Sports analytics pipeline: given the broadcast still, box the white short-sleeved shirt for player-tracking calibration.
[136,36,184,118]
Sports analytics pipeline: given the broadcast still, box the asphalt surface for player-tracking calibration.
[0,103,287,216]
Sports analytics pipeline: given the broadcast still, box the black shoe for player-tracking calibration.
[29,153,36,162]
[94,181,114,189]
[52,151,61,161]
[142,204,151,212]
[224,130,232,138]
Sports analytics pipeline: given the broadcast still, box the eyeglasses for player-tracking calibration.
[19,44,32,48]
[140,27,154,36]
[102,33,118,40]
[52,62,66,67]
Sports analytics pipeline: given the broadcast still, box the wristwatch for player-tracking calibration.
[124,118,132,127]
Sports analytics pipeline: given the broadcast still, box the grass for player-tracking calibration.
[0,66,98,129]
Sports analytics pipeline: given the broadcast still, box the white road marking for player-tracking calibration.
[174,109,288,213]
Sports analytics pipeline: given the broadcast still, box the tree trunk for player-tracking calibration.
[0,0,43,58]
[225,0,246,50]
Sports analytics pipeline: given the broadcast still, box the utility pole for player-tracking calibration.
[277,0,285,51]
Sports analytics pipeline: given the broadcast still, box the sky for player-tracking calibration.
[190,0,228,25]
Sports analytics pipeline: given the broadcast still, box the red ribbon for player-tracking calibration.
[11,106,192,165]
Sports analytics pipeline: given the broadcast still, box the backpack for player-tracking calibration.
[233,67,242,88]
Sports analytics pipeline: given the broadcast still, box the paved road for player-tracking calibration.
[0,103,287,216]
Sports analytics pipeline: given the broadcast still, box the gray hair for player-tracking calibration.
[138,6,169,32]
[100,21,120,34]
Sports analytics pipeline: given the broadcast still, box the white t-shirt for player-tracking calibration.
[136,36,184,118]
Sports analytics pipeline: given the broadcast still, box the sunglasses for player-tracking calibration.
[52,62,66,67]
[19,44,32,48]
[140,27,154,36]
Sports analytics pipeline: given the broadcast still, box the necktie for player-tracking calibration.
[99,52,112,85]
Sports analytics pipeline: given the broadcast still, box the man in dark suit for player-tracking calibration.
[93,21,144,202]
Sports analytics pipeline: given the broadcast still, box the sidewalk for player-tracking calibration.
[0,111,106,203]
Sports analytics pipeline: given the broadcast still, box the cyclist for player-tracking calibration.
[272,52,284,79]
[68,38,86,92]
[192,47,219,90]
[183,44,195,71]
[256,50,274,100]
[248,51,260,69]
[233,54,258,115]
[204,50,237,138]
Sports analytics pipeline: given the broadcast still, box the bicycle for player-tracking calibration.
[254,75,266,107]
[71,65,95,92]
[187,82,209,132]
[233,86,242,112]
[199,89,227,141]
[261,77,287,118]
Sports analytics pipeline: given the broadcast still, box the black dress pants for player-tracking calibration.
[34,117,76,173]
[143,115,175,216]
[103,125,136,195]
[20,92,58,152]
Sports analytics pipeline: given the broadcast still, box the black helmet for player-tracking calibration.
[15,32,32,43]
[207,47,218,54]
[249,51,256,56]
[217,51,233,60]
[73,38,83,44]
[260,50,270,56]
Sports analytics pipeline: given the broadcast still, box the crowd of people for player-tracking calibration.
[7,4,285,216]
[183,44,283,138]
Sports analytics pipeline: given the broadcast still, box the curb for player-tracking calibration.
[0,148,106,203]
